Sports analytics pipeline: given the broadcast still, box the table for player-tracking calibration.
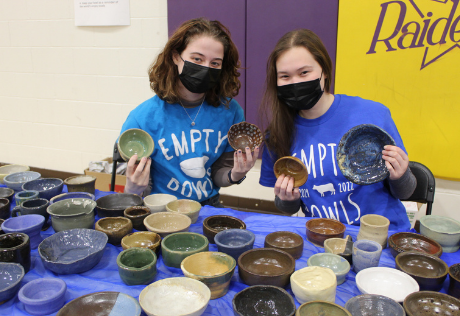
[1,187,458,316]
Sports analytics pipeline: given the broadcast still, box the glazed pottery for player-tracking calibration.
[124,206,150,230]
[324,235,353,264]
[214,228,255,261]
[357,214,390,248]
[0,198,9,220]
[144,212,191,238]
[166,199,202,224]
[181,251,236,299]
[395,251,448,291]
[64,175,96,194]
[1,214,45,249]
[95,216,133,245]
[0,219,4,235]
[0,164,29,184]
[202,215,246,244]
[306,218,346,247]
[12,198,50,229]
[143,193,177,213]
[419,215,460,253]
[22,178,63,200]
[337,124,396,185]
[47,198,96,232]
[0,233,31,273]
[307,253,351,285]
[14,190,39,206]
[3,171,41,192]
[404,291,460,316]
[161,232,209,268]
[18,278,66,315]
[57,292,141,316]
[227,121,263,152]
[117,248,157,285]
[388,232,443,258]
[121,231,161,255]
[0,262,24,305]
[449,263,460,299]
[118,128,154,162]
[96,193,143,217]
[38,228,107,274]
[264,231,304,259]
[238,248,295,288]
[296,301,352,316]
[139,277,210,316]
[0,187,14,203]
[290,266,337,304]
[352,239,382,273]
[233,285,295,316]
[50,192,96,204]
[273,156,308,187]
[345,294,405,316]
[356,267,419,303]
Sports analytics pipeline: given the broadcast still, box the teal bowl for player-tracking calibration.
[307,253,351,285]
[161,232,209,268]
[117,248,157,285]
[420,215,460,253]
[118,128,154,162]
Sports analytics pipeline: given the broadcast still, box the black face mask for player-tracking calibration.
[277,74,324,111]
[178,57,221,94]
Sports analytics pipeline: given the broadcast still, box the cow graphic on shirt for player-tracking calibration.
[313,183,336,197]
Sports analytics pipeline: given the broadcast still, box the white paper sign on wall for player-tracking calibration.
[74,0,130,26]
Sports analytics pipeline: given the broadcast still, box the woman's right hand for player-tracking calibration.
[274,174,300,201]
[124,154,151,195]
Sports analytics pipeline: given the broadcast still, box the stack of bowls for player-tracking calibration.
[3,171,41,192]
[143,193,177,213]
[0,164,30,183]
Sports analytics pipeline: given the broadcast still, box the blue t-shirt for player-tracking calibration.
[260,94,410,231]
[121,95,245,202]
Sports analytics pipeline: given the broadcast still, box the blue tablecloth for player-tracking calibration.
[1,187,459,316]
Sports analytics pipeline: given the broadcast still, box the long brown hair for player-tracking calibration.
[148,18,241,107]
[260,29,333,159]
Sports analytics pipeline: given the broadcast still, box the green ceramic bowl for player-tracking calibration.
[117,247,157,285]
[161,232,209,268]
[118,128,154,162]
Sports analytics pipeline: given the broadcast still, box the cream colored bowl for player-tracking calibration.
[144,193,177,213]
[290,266,337,304]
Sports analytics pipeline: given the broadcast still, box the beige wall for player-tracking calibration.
[1,0,459,221]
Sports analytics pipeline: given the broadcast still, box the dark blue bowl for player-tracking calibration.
[214,229,255,262]
[0,262,25,304]
[336,124,396,185]
[22,178,63,200]
[1,214,45,249]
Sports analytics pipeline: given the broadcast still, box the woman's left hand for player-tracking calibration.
[382,145,409,180]
[230,146,260,182]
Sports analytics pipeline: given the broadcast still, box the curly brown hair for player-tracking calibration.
[148,18,241,107]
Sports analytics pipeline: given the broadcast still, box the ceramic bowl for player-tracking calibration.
[95,216,133,245]
[166,199,202,224]
[356,267,419,303]
[124,206,150,230]
[118,128,154,162]
[22,178,63,200]
[1,214,45,249]
[4,171,41,191]
[214,228,255,262]
[352,239,383,273]
[238,248,295,288]
[47,198,97,232]
[0,164,29,184]
[202,215,246,244]
[14,190,39,206]
[345,294,405,316]
[144,212,191,238]
[306,218,346,247]
[64,175,96,194]
[296,301,352,316]
[233,285,296,316]
[161,232,209,268]
[324,235,353,264]
[419,215,460,253]
[96,193,143,217]
[395,251,448,291]
[117,247,157,285]
[57,292,141,316]
[0,219,4,235]
[0,198,9,220]
[290,266,337,304]
[264,231,304,259]
[18,278,67,315]
[307,253,351,285]
[0,232,31,273]
[404,291,460,316]
[50,192,96,204]
[143,193,177,213]
[388,232,443,258]
[227,121,263,152]
[139,277,210,316]
[38,228,108,274]
[0,187,14,203]
[0,262,24,304]
[337,124,396,185]
[449,263,460,299]
[357,214,390,248]
[273,156,308,187]
[121,231,161,255]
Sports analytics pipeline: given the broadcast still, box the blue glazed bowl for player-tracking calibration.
[14,190,40,206]
[18,278,67,315]
[345,294,405,316]
[22,178,63,200]
[50,192,95,204]
[337,124,396,185]
[4,171,41,192]
[38,228,108,274]
[307,253,351,285]
[0,262,25,304]
[214,229,255,262]
[1,214,45,249]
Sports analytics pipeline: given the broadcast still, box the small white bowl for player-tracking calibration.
[144,193,177,213]
[356,267,419,303]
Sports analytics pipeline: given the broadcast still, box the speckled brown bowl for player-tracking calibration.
[64,175,96,194]
[403,291,460,316]
[274,156,308,187]
[388,232,443,258]
[448,263,460,299]
[203,215,246,244]
[121,231,161,256]
[306,218,346,247]
[264,231,304,259]
[227,122,263,152]
[124,206,150,231]
[95,217,133,245]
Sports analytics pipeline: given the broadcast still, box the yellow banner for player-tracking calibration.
[336,0,460,181]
